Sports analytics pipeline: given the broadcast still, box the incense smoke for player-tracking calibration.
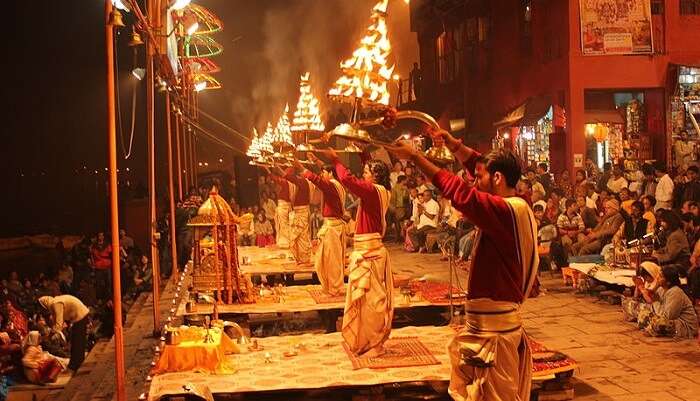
[203,0,417,135]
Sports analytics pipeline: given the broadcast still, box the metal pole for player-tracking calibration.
[166,92,179,278]
[183,121,190,194]
[146,0,161,334]
[175,113,183,201]
[104,2,126,400]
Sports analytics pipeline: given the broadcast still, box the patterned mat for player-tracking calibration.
[529,338,577,376]
[409,281,466,304]
[308,289,346,304]
[342,337,441,370]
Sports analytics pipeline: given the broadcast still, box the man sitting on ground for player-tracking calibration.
[407,189,439,253]
[572,199,623,255]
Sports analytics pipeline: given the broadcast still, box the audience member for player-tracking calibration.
[406,190,439,253]
[654,162,675,211]
[254,212,275,247]
[573,199,623,255]
[653,210,691,270]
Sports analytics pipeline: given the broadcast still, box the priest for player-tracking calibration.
[268,172,295,249]
[385,130,539,401]
[317,149,393,357]
[297,155,347,295]
[276,166,313,266]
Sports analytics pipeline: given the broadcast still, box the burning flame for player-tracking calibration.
[292,72,325,132]
[328,0,394,107]
[271,104,294,147]
[246,128,262,158]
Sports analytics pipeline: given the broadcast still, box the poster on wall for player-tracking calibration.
[579,0,653,55]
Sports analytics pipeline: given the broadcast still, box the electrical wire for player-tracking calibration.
[180,115,247,155]
[114,33,136,159]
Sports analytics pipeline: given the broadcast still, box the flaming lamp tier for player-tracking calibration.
[328,0,394,108]
[259,122,275,154]
[271,104,295,149]
[246,128,262,159]
[292,72,325,133]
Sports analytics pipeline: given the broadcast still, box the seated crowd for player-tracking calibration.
[234,158,698,341]
[0,229,157,386]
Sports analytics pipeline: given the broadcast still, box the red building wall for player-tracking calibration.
[412,0,700,176]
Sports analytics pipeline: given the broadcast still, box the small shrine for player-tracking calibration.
[187,186,254,304]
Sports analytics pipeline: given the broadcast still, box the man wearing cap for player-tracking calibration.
[572,198,624,255]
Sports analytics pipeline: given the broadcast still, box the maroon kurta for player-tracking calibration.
[284,169,310,206]
[303,170,344,218]
[333,159,383,235]
[269,174,292,203]
[432,152,526,303]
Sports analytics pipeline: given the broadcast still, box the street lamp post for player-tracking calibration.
[104,1,126,401]
[146,0,161,335]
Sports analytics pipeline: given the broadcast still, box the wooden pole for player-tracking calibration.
[146,0,160,335]
[104,2,126,400]
[166,92,179,278]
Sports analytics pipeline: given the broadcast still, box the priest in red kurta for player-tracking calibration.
[316,149,393,357]
[386,130,539,401]
[268,173,295,249]
[277,167,313,266]
[297,155,347,295]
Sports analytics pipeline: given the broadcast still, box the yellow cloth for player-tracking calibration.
[289,205,312,264]
[315,218,346,296]
[275,200,292,249]
[448,300,532,401]
[643,211,656,231]
[342,233,394,355]
[153,328,239,374]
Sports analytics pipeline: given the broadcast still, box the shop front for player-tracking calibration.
[670,64,700,172]
[583,89,661,178]
[493,96,556,168]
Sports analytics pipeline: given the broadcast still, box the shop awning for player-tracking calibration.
[584,109,625,124]
[494,95,552,128]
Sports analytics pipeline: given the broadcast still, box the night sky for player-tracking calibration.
[3,1,416,236]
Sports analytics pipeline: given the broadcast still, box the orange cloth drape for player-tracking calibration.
[153,329,239,374]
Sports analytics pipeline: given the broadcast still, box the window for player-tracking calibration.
[436,25,464,83]
[680,0,700,15]
[651,0,664,14]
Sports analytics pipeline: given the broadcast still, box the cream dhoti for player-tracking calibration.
[289,205,312,264]
[315,218,346,295]
[448,299,532,401]
[275,200,291,249]
[342,233,394,355]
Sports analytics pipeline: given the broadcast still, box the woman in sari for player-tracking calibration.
[21,331,67,384]
[3,300,28,340]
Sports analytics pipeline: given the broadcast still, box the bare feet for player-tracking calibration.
[362,346,386,358]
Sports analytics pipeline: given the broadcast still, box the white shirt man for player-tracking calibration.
[607,175,629,194]
[414,196,440,230]
[655,172,674,211]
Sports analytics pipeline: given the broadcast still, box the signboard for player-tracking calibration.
[574,153,584,168]
[579,0,653,55]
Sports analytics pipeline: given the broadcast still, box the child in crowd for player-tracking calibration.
[254,212,275,247]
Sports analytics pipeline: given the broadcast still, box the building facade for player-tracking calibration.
[410,0,700,175]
